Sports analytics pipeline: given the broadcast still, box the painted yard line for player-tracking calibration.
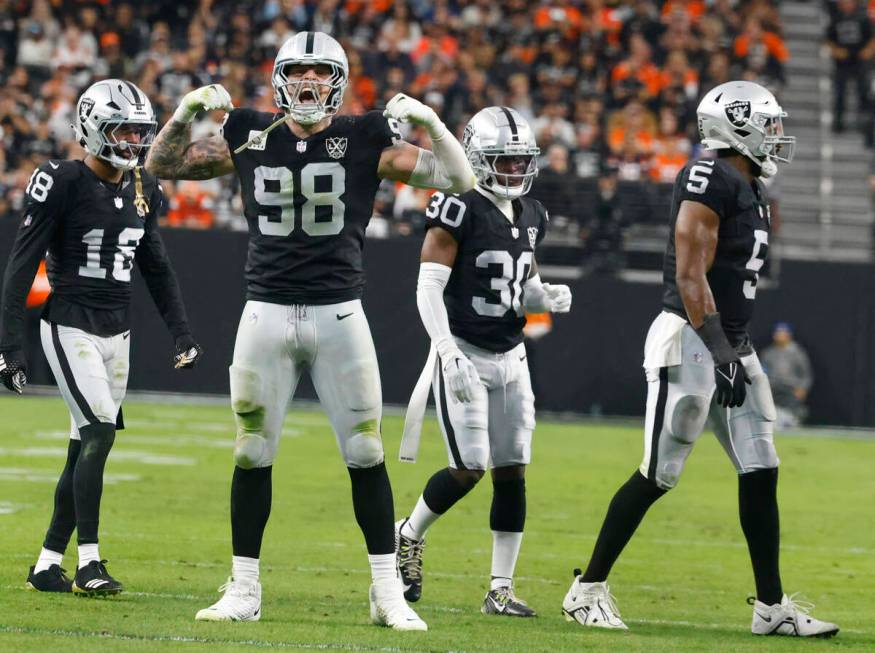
[0,625,425,652]
[0,447,196,466]
[628,618,864,635]
[0,467,140,484]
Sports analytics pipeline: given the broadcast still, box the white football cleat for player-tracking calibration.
[750,594,839,637]
[195,577,262,622]
[562,569,628,630]
[369,577,427,631]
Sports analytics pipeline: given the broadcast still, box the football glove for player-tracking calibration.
[440,348,481,404]
[714,360,750,408]
[543,283,572,313]
[383,93,445,138]
[173,84,233,124]
[174,335,203,370]
[0,350,27,394]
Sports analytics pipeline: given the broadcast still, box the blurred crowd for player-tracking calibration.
[1,0,795,256]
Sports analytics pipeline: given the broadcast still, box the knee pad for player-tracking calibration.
[230,366,270,469]
[669,394,711,444]
[344,419,384,468]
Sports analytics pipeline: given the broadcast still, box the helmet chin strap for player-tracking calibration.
[713,126,777,178]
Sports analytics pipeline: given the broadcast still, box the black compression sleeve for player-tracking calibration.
[695,312,738,365]
[136,219,191,339]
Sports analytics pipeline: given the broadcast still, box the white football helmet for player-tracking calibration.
[272,31,348,126]
[697,80,795,178]
[73,79,156,171]
[463,106,540,199]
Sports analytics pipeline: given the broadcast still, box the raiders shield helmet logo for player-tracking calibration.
[527,226,539,248]
[78,98,95,123]
[725,100,751,127]
[326,137,348,159]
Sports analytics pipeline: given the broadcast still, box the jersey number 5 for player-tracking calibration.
[254,163,345,237]
[743,229,768,300]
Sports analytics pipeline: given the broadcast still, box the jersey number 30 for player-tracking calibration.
[254,163,345,237]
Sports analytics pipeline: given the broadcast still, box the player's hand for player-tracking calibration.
[714,360,750,408]
[543,283,572,313]
[174,335,203,370]
[384,93,440,131]
[0,350,27,394]
[441,349,481,403]
[173,85,234,124]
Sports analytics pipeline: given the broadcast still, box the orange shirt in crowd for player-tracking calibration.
[167,189,215,229]
[608,126,654,154]
[612,60,663,97]
[411,35,459,65]
[661,0,706,22]
[734,31,789,62]
[534,4,584,39]
[27,261,51,308]
[650,150,688,184]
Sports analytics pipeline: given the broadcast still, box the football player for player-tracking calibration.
[396,107,571,617]
[561,81,839,637]
[0,80,202,596]
[146,32,475,628]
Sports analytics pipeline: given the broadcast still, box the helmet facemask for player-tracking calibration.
[753,112,795,164]
[97,120,157,171]
[273,61,347,126]
[472,152,539,200]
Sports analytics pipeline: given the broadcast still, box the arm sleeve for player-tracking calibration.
[0,165,64,351]
[675,162,732,219]
[416,262,458,361]
[135,185,192,340]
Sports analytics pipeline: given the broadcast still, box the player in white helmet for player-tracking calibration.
[1,79,201,596]
[561,81,838,638]
[147,31,476,629]
[396,106,571,617]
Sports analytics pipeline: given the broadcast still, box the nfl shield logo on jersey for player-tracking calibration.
[246,130,267,151]
[296,141,307,153]
[527,227,539,248]
[725,100,751,127]
[326,137,348,159]
[511,227,519,239]
[114,197,123,209]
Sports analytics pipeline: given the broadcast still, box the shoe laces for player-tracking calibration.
[584,581,621,617]
[493,586,527,607]
[398,536,425,581]
[784,593,815,616]
[217,577,255,599]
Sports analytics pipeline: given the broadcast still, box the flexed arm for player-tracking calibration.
[145,85,235,180]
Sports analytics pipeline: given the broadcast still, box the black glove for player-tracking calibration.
[695,312,750,408]
[714,360,750,408]
[0,349,28,394]
[174,335,203,370]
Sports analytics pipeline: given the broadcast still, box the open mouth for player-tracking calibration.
[299,89,317,104]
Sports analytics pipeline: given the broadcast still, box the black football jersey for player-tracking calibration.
[662,157,771,347]
[222,108,401,305]
[0,160,190,350]
[425,189,548,353]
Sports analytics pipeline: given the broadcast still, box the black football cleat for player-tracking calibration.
[395,519,425,602]
[482,586,537,617]
[72,560,123,596]
[26,564,73,593]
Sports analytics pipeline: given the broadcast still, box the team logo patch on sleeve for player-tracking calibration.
[725,100,751,127]
[527,227,539,248]
[326,137,348,159]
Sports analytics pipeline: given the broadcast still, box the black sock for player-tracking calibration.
[231,465,272,558]
[490,478,526,533]
[739,468,783,605]
[43,439,82,553]
[422,467,474,515]
[582,470,666,582]
[348,462,395,554]
[73,423,116,545]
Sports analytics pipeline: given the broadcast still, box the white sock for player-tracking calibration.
[490,531,523,588]
[232,555,260,584]
[368,553,397,583]
[402,495,440,541]
[77,543,100,569]
[34,547,63,574]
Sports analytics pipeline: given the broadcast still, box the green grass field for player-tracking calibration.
[0,395,872,652]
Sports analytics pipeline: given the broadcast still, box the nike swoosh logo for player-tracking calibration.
[123,332,130,339]
[519,355,527,361]
[402,582,412,592]
[49,161,59,169]
[336,313,354,321]
[756,611,773,623]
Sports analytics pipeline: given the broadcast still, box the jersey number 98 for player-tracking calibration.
[254,163,345,237]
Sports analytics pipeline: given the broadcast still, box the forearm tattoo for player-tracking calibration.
[146,120,233,180]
